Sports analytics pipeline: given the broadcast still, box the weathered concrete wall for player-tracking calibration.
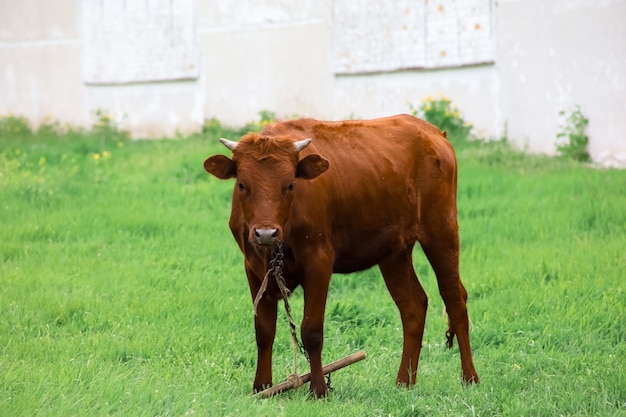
[496,0,626,166]
[0,0,85,125]
[333,65,500,140]
[0,0,624,164]
[199,20,333,127]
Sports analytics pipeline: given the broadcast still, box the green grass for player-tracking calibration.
[1,128,625,416]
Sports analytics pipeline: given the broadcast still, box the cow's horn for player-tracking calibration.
[294,138,312,152]
[219,138,238,151]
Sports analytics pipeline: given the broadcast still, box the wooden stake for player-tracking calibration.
[254,350,367,398]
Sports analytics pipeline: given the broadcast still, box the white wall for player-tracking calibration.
[0,0,624,165]
[0,0,84,126]
[333,65,500,139]
[199,18,333,127]
[496,0,626,166]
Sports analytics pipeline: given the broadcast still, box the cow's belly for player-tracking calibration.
[330,220,417,273]
[333,251,387,273]
[324,190,420,273]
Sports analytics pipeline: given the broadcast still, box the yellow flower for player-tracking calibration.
[102,151,110,158]
[93,153,101,160]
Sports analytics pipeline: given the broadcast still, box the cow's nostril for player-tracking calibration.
[254,228,278,245]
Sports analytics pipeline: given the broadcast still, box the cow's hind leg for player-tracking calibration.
[379,246,428,386]
[420,229,479,385]
[445,282,468,349]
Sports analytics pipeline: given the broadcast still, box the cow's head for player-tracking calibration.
[204,133,329,247]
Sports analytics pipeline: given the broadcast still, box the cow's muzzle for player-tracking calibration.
[253,228,279,246]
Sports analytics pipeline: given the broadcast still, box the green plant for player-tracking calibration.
[409,95,473,142]
[92,109,129,150]
[556,105,590,162]
[201,117,224,137]
[0,113,32,137]
[36,114,66,137]
[499,121,509,144]
[239,110,278,134]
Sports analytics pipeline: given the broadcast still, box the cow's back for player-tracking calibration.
[263,114,457,273]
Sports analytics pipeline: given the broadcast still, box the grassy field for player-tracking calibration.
[1,124,625,416]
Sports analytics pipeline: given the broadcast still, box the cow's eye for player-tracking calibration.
[237,183,245,191]
[287,183,295,191]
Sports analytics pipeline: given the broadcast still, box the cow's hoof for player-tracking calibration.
[309,385,328,399]
[462,373,480,385]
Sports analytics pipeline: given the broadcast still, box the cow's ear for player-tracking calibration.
[296,154,329,180]
[204,155,236,179]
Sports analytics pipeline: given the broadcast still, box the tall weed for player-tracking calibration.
[408,95,473,142]
[556,105,590,162]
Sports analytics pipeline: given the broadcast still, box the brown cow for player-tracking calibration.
[204,114,479,397]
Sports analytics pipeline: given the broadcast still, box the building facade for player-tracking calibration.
[1,0,624,165]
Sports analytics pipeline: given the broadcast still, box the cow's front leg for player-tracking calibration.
[246,265,279,393]
[252,295,278,393]
[301,266,332,398]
